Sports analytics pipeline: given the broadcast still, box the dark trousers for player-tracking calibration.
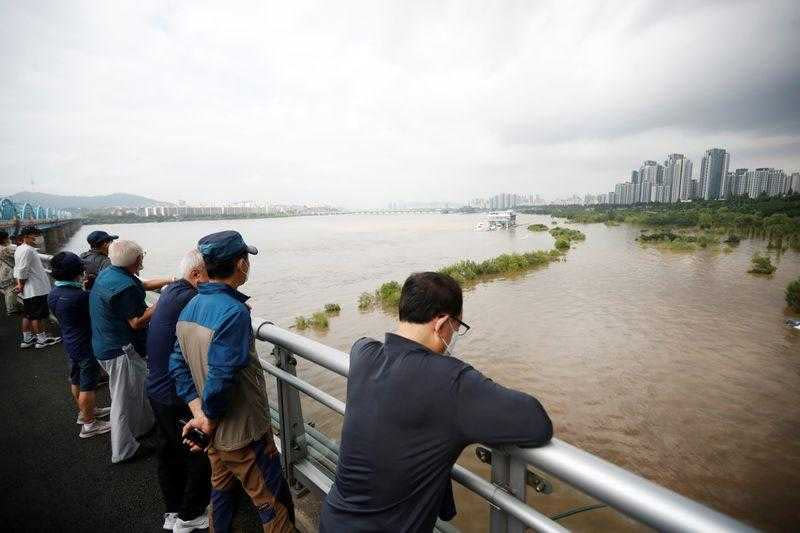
[149,398,212,520]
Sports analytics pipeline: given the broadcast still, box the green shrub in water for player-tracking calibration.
[310,311,329,329]
[324,303,341,314]
[294,316,308,330]
[748,252,776,275]
[357,292,374,310]
[786,278,800,311]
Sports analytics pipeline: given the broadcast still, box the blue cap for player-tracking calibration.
[50,251,85,281]
[87,230,119,247]
[197,231,258,263]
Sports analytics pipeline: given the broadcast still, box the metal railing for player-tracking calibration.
[27,252,754,532]
[251,319,755,533]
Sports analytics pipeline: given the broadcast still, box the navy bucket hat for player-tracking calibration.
[197,231,258,263]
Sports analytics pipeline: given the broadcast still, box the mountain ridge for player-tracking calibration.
[4,191,171,209]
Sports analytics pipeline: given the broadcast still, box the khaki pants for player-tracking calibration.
[208,431,295,533]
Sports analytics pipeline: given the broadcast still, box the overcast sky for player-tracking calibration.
[1,1,799,207]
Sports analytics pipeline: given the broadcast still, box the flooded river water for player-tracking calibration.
[63,213,800,531]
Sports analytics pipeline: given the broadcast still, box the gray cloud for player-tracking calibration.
[1,0,798,206]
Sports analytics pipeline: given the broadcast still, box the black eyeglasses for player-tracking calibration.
[450,316,471,336]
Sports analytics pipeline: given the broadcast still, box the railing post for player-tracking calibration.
[507,456,528,533]
[490,448,528,533]
[490,449,509,532]
[273,345,308,488]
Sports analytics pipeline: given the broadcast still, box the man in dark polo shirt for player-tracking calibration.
[146,249,211,532]
[80,230,118,290]
[320,272,553,533]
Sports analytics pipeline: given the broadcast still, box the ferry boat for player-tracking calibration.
[474,210,516,231]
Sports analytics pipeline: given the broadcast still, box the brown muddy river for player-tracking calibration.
[63,213,800,531]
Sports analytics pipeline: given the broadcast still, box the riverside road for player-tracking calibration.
[0,311,268,532]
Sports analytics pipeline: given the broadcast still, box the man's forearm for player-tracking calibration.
[128,304,156,330]
[142,277,174,291]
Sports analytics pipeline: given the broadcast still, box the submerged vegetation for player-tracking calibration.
[637,230,721,251]
[786,278,800,311]
[748,252,777,275]
[527,223,549,232]
[294,305,340,330]
[549,227,586,241]
[361,228,582,312]
[357,292,375,310]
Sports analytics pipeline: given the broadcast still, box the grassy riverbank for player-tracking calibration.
[531,196,800,250]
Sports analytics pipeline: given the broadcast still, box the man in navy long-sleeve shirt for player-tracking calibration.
[321,272,553,533]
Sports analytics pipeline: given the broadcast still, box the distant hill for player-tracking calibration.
[5,192,171,209]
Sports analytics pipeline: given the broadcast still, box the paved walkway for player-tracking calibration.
[0,310,270,532]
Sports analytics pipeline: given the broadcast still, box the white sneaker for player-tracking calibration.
[20,339,35,349]
[35,336,61,349]
[79,419,111,438]
[173,513,209,532]
[163,513,178,530]
[76,406,112,424]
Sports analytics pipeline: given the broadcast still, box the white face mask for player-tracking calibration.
[437,321,459,356]
[239,259,250,283]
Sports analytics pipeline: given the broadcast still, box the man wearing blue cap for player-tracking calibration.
[170,231,295,533]
[80,230,118,290]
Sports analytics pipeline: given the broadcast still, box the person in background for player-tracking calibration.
[89,239,173,463]
[146,249,211,533]
[170,231,295,533]
[320,272,553,532]
[0,230,21,315]
[48,251,112,439]
[13,226,61,348]
[80,230,118,290]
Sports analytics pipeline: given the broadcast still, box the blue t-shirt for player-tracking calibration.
[48,284,92,361]
[146,279,197,404]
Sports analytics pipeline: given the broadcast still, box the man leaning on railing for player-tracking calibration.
[320,272,553,533]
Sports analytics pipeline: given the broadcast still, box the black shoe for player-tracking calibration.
[118,443,156,464]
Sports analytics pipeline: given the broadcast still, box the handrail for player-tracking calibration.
[252,317,755,533]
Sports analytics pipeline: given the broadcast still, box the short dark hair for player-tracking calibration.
[205,250,247,279]
[398,272,462,324]
[50,251,84,281]
[0,230,8,243]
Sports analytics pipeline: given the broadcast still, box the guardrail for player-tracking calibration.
[28,253,755,532]
[251,320,755,533]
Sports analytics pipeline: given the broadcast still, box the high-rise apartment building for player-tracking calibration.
[664,153,693,203]
[699,148,730,199]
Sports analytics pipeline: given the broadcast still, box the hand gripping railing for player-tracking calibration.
[252,319,754,533]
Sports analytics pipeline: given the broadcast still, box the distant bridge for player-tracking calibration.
[342,208,447,215]
[0,197,81,251]
[1,197,72,223]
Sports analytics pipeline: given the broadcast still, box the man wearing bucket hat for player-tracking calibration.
[80,230,118,290]
[170,231,296,533]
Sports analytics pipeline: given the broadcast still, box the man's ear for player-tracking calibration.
[433,315,447,334]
